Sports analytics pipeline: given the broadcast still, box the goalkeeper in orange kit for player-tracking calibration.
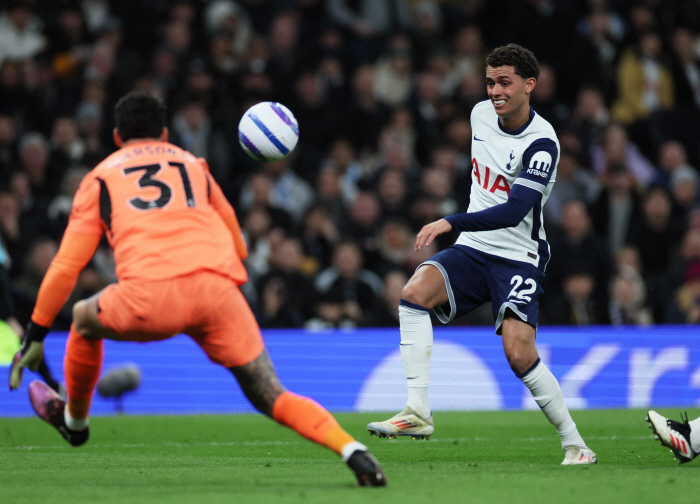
[9,91,385,487]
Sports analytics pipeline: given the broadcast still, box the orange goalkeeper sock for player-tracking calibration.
[272,391,358,456]
[64,325,103,422]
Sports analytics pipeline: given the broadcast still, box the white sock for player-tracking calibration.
[340,441,368,462]
[520,359,585,449]
[64,407,88,431]
[399,300,433,418]
[688,416,700,453]
[407,387,431,418]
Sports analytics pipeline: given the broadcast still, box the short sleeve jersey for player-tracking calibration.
[455,100,559,271]
[66,141,248,284]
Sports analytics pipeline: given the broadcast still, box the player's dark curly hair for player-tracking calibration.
[114,91,167,142]
[486,44,540,80]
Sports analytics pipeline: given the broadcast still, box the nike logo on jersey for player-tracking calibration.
[473,135,485,141]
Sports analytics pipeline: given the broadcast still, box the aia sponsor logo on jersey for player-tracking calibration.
[472,158,510,195]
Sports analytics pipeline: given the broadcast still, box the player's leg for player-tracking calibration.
[646,411,699,463]
[228,350,385,486]
[500,313,596,465]
[193,275,385,486]
[367,264,447,440]
[28,288,113,446]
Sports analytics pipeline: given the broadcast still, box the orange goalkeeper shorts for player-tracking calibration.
[96,270,264,368]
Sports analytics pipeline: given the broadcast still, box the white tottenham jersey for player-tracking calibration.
[455,100,559,271]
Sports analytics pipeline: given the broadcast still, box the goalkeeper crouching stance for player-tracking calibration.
[9,91,385,487]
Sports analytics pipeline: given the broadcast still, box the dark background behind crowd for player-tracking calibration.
[1,0,700,330]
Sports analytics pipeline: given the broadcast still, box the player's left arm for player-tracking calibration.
[416,139,557,250]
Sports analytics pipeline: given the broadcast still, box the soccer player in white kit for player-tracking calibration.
[647,411,700,463]
[367,44,597,465]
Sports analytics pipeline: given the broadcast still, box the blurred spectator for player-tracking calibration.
[670,166,699,219]
[627,186,683,277]
[343,190,382,254]
[169,99,232,181]
[74,101,110,166]
[266,12,303,105]
[239,157,314,226]
[544,152,600,226]
[342,64,390,155]
[256,237,314,327]
[0,1,47,66]
[0,114,17,181]
[301,203,340,268]
[326,0,412,64]
[546,200,611,322]
[373,33,413,107]
[408,71,442,163]
[304,282,359,329]
[373,218,413,276]
[654,139,694,188]
[203,1,253,73]
[81,0,113,36]
[666,260,700,324]
[530,64,569,131]
[289,69,339,180]
[371,269,408,326]
[13,237,58,312]
[669,26,700,111]
[570,86,610,149]
[608,266,653,326]
[313,240,383,325]
[545,262,601,326]
[588,162,641,255]
[449,25,485,90]
[591,123,657,188]
[569,5,621,103]
[46,166,88,239]
[376,169,410,219]
[611,31,674,126]
[322,138,361,204]
[49,116,85,176]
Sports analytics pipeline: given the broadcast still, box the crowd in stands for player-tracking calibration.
[1,0,700,330]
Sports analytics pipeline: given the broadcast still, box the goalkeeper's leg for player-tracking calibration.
[230,349,386,486]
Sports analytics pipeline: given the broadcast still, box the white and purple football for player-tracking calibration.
[238,101,299,162]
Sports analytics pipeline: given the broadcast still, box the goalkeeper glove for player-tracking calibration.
[9,321,50,390]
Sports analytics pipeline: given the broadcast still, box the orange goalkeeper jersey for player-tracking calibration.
[67,140,247,283]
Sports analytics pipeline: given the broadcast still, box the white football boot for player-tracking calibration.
[367,406,434,440]
[561,445,598,465]
[646,410,698,464]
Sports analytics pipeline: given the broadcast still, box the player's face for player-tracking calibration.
[485,65,536,128]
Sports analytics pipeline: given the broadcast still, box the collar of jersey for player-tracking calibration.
[497,107,536,136]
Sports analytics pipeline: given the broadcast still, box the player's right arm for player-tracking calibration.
[9,176,103,389]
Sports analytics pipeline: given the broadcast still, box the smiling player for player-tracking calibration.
[367,44,597,465]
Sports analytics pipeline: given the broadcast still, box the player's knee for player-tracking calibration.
[401,282,422,305]
[505,352,528,375]
[72,301,99,339]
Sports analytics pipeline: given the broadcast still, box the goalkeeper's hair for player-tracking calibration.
[114,91,167,142]
[486,44,540,80]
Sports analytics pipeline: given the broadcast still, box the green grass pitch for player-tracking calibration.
[1,408,698,504]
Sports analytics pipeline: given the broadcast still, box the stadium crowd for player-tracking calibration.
[0,0,699,330]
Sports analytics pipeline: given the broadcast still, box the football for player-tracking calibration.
[238,101,299,162]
